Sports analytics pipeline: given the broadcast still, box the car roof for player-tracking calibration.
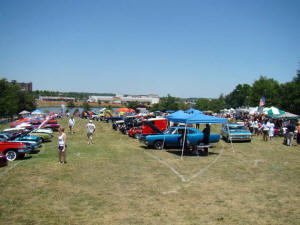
[227,123,245,127]
[147,118,167,121]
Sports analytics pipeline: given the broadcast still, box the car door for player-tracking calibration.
[186,128,201,145]
[164,128,182,147]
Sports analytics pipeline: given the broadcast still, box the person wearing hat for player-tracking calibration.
[86,120,96,144]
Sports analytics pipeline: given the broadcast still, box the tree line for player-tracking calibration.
[0,78,36,117]
[1,68,299,117]
[151,69,300,115]
[32,90,115,101]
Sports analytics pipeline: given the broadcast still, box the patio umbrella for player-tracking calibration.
[266,106,285,116]
[31,109,44,115]
[116,108,135,113]
[19,110,30,115]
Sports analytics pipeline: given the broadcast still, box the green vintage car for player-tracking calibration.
[221,123,252,142]
[29,131,53,142]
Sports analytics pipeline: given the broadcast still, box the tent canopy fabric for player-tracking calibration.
[167,110,227,124]
[166,110,190,123]
[268,111,299,119]
[185,108,203,114]
[265,106,285,116]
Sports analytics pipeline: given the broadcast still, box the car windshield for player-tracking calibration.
[229,125,247,131]
[164,127,176,134]
[2,133,12,138]
[0,137,6,141]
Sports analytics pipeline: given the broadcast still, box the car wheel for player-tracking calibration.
[154,141,163,150]
[5,150,17,161]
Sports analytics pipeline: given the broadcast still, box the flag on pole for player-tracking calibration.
[259,97,265,107]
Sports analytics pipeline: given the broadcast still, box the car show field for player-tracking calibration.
[0,118,299,225]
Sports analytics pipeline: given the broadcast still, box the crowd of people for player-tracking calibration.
[228,114,300,146]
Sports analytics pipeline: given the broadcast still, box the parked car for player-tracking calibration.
[104,116,123,123]
[128,118,167,138]
[112,120,124,130]
[0,133,41,152]
[0,140,31,161]
[142,127,220,150]
[0,152,8,167]
[29,132,52,142]
[4,127,53,135]
[221,123,252,142]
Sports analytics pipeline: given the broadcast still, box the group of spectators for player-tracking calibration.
[232,114,300,146]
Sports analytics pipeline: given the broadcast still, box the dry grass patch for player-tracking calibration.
[0,118,299,224]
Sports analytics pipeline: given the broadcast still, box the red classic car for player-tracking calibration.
[0,141,31,161]
[128,118,167,138]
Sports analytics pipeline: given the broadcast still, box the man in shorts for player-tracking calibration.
[68,115,75,134]
[86,120,96,144]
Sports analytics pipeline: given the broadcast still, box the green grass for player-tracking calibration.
[0,118,300,225]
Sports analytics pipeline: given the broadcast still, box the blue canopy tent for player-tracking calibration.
[167,112,227,159]
[185,108,203,114]
[184,113,227,124]
[166,110,190,123]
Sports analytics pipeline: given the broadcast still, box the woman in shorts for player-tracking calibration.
[58,128,67,164]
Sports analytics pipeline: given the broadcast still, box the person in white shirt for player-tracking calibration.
[268,120,275,141]
[58,128,67,164]
[262,120,269,141]
[68,116,75,134]
[86,120,96,144]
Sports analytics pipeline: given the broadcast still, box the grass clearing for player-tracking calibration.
[0,118,300,224]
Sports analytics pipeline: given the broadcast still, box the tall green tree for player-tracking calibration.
[195,98,210,111]
[279,70,300,114]
[0,79,19,117]
[249,76,280,107]
[126,101,138,109]
[225,84,252,108]
[17,90,36,112]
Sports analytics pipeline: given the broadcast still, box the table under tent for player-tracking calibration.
[166,111,227,159]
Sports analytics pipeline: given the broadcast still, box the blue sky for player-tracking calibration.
[1,0,299,98]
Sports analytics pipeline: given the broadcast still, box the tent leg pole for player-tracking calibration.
[181,124,188,160]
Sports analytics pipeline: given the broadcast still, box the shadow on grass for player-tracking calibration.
[139,145,219,157]
[30,150,40,154]
[166,150,219,157]
[19,155,32,160]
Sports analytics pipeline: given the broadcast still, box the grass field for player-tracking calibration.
[0,118,299,225]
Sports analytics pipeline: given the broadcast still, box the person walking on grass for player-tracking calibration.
[86,120,96,144]
[262,120,269,141]
[268,120,275,141]
[287,121,295,146]
[58,128,67,164]
[68,115,75,134]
